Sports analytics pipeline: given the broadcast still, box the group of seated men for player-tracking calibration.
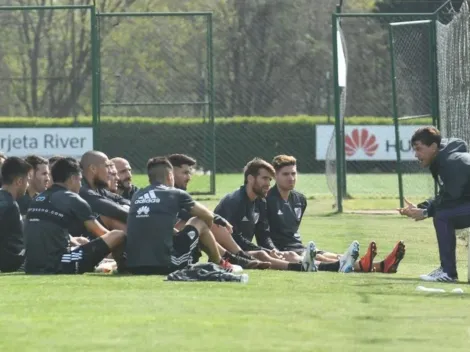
[0,150,406,277]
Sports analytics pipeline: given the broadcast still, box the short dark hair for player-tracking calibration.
[272,155,297,172]
[48,155,64,166]
[243,158,275,184]
[24,155,48,171]
[167,154,196,168]
[51,157,81,183]
[147,157,173,183]
[411,127,442,147]
[1,157,32,185]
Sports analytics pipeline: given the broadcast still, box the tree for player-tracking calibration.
[374,0,463,14]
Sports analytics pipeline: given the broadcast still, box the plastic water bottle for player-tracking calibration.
[416,286,446,293]
[236,273,249,284]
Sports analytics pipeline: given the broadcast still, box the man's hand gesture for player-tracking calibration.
[397,198,426,221]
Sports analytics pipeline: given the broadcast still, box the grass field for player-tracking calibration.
[1,174,469,351]
[133,173,436,210]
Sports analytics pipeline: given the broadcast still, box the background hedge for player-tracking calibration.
[0,116,430,173]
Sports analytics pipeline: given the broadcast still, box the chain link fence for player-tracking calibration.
[97,12,215,194]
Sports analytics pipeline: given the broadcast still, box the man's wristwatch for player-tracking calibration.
[422,209,428,218]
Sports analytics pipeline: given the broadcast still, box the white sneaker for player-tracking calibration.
[339,240,360,273]
[420,269,456,282]
[419,266,443,281]
[95,259,117,273]
[230,264,244,274]
[302,241,318,272]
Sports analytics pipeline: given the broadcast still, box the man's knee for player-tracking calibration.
[185,217,208,235]
[102,230,126,248]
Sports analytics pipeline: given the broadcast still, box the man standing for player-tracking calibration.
[17,155,50,215]
[111,157,139,200]
[0,157,32,272]
[399,126,470,282]
[126,157,233,275]
[24,157,126,274]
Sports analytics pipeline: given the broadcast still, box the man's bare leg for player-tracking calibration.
[99,230,127,270]
[185,217,221,263]
[211,225,245,254]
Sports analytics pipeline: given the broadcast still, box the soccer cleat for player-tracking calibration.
[420,270,456,283]
[358,241,377,272]
[223,252,271,270]
[383,240,406,274]
[219,259,234,273]
[301,241,318,272]
[419,266,443,281]
[95,259,118,274]
[339,240,360,273]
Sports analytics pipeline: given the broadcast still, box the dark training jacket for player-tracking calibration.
[419,138,470,216]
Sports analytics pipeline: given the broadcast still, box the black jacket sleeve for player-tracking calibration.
[80,188,128,223]
[254,201,276,250]
[215,197,263,251]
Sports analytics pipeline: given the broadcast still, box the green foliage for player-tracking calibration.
[0,115,431,127]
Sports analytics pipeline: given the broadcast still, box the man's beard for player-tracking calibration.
[174,183,186,190]
[252,184,266,198]
[94,176,110,189]
[117,178,131,190]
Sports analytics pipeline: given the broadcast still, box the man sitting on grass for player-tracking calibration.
[168,153,270,270]
[0,157,32,273]
[24,157,126,274]
[126,157,235,275]
[79,151,129,232]
[214,157,359,273]
[267,154,406,274]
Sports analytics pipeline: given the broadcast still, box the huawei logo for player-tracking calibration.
[345,128,379,157]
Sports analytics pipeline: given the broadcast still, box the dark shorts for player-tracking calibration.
[60,238,111,274]
[129,225,200,276]
[0,251,24,273]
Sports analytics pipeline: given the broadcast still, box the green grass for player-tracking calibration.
[2,174,469,351]
[1,206,470,351]
[133,173,436,210]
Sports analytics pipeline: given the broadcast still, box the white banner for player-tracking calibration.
[0,128,93,157]
[316,125,426,161]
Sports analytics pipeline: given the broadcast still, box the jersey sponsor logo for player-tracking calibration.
[295,207,302,220]
[277,209,283,215]
[136,206,150,217]
[135,190,160,204]
[35,196,46,201]
[242,216,249,222]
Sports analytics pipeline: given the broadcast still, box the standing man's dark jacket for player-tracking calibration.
[420,138,470,217]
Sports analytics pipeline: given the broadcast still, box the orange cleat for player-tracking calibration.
[358,241,377,272]
[383,241,406,273]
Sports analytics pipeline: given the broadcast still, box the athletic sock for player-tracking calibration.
[287,262,303,272]
[318,261,340,272]
[237,251,256,261]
